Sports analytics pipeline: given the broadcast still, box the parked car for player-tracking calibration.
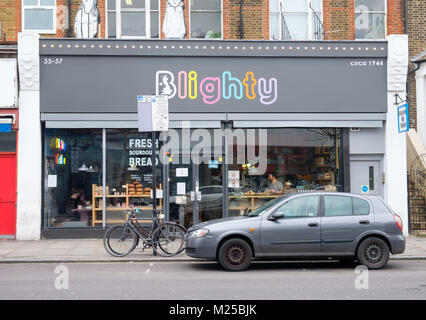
[185,192,405,271]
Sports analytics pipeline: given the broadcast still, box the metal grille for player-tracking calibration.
[408,154,426,231]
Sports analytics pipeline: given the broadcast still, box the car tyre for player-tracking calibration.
[218,238,252,271]
[356,237,390,270]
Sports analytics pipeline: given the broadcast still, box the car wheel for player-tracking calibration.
[218,238,252,271]
[356,237,390,270]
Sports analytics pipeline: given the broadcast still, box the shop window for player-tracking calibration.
[107,0,160,38]
[190,0,222,39]
[43,129,102,228]
[270,0,322,40]
[103,129,163,226]
[355,0,386,39]
[227,128,344,217]
[22,0,56,33]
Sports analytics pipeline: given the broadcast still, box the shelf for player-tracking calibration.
[93,195,127,198]
[94,206,163,211]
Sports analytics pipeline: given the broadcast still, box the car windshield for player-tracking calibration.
[247,195,288,217]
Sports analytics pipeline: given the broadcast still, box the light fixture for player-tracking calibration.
[87,166,97,173]
[78,162,89,172]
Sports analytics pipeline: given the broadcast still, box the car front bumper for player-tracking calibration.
[185,235,218,260]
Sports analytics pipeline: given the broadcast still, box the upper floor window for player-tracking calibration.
[190,0,222,39]
[270,0,322,40]
[354,0,386,39]
[22,0,56,33]
[107,0,159,38]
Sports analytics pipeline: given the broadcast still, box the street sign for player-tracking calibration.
[137,95,169,132]
[397,103,409,133]
[361,185,369,193]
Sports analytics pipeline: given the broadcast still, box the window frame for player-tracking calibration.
[269,0,323,40]
[354,0,387,40]
[268,195,321,220]
[189,0,223,40]
[106,0,160,39]
[22,0,57,34]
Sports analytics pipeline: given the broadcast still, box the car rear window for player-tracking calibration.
[353,198,370,215]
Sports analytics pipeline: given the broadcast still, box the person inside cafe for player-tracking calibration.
[267,173,284,194]
[70,188,86,208]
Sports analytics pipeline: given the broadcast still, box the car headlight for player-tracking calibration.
[188,228,209,238]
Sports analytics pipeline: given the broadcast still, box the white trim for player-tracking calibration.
[22,0,57,34]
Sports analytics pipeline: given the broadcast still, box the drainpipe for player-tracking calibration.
[67,0,71,38]
[239,0,243,39]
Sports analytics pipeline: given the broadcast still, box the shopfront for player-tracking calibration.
[38,38,391,235]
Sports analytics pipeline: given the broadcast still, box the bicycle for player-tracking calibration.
[103,209,185,257]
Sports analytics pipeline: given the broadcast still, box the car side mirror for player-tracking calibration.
[269,211,284,220]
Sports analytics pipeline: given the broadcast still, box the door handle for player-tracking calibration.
[359,220,370,225]
[308,223,319,227]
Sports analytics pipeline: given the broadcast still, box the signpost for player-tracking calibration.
[137,95,169,256]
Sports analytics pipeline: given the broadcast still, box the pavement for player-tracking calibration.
[0,235,426,264]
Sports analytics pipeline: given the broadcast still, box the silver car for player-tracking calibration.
[185,192,405,271]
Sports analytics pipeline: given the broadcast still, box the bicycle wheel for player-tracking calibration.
[151,223,185,257]
[103,225,138,257]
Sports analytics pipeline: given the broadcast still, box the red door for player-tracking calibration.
[0,154,17,239]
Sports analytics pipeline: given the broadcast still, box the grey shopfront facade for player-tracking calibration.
[39,39,388,237]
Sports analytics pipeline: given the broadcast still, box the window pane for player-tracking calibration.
[270,0,280,12]
[270,12,280,40]
[353,198,370,215]
[107,0,116,10]
[355,0,385,11]
[0,132,16,152]
[150,11,159,38]
[40,0,55,6]
[24,9,54,30]
[190,0,221,11]
[276,196,319,218]
[355,12,385,39]
[282,0,307,12]
[107,12,116,38]
[190,12,221,38]
[23,0,38,5]
[324,196,352,217]
[121,11,146,37]
[121,0,145,9]
[311,0,322,12]
[151,0,159,10]
[284,13,308,39]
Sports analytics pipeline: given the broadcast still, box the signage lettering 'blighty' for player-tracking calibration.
[156,70,278,105]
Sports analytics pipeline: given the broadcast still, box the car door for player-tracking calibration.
[260,195,321,256]
[320,195,374,255]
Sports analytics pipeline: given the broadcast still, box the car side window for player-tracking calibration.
[324,196,352,217]
[353,198,370,215]
[274,196,319,219]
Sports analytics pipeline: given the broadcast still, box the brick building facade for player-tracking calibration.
[0,1,406,42]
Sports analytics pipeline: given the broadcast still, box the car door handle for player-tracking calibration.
[359,220,370,225]
[308,223,319,227]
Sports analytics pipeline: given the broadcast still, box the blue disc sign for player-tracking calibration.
[361,185,369,193]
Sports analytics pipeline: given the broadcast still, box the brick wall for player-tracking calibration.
[0,0,21,42]
[323,0,354,40]
[407,0,426,130]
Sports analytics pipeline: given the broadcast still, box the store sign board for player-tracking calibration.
[397,103,409,133]
[40,55,387,114]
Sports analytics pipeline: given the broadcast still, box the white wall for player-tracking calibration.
[384,35,409,236]
[416,63,426,147]
[16,33,42,240]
